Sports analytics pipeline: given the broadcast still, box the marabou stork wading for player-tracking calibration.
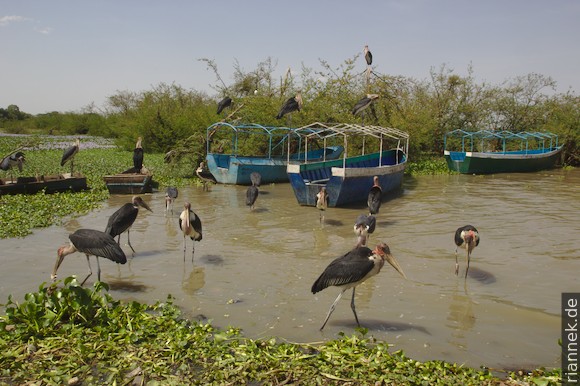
[165,186,178,215]
[454,225,480,278]
[0,151,25,182]
[216,96,233,115]
[368,175,382,215]
[311,242,406,330]
[246,185,259,211]
[51,229,127,285]
[354,214,376,247]
[196,161,217,191]
[61,138,80,174]
[179,202,202,261]
[133,137,144,172]
[105,196,152,256]
[276,92,303,121]
[315,186,329,223]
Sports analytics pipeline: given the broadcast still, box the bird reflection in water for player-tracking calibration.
[182,265,206,295]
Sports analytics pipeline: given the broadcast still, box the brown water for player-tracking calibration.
[1,169,579,371]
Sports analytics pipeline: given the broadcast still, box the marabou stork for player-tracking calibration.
[315,186,329,222]
[364,45,373,66]
[311,242,406,330]
[196,161,217,191]
[52,228,127,285]
[179,202,202,260]
[105,196,152,256]
[246,184,259,210]
[0,151,25,181]
[354,214,376,247]
[367,175,382,215]
[133,137,144,172]
[217,96,233,115]
[454,225,480,278]
[276,92,303,120]
[61,138,80,174]
[165,186,178,215]
[250,171,262,187]
[352,94,380,116]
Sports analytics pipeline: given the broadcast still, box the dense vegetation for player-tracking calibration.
[0,279,560,385]
[1,59,579,166]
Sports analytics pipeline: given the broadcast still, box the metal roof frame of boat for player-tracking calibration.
[444,129,559,152]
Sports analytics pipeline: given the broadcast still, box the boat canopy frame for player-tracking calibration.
[288,122,410,168]
[444,129,559,154]
[206,122,295,159]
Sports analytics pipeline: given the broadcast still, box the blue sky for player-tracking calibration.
[1,0,579,115]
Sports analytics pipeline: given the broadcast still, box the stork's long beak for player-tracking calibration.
[51,251,64,281]
[140,200,152,212]
[383,253,407,279]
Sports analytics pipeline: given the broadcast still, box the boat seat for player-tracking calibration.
[306,178,329,185]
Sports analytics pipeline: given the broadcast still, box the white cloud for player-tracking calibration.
[0,15,31,26]
[35,26,53,35]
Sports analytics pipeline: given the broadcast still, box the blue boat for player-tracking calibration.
[443,129,563,174]
[286,123,409,207]
[205,122,344,185]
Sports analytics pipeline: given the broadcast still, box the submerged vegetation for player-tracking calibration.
[0,279,561,385]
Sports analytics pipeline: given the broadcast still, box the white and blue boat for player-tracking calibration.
[286,123,409,207]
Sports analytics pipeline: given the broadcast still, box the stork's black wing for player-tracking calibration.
[105,203,137,237]
[311,247,374,293]
[217,97,232,114]
[69,229,127,264]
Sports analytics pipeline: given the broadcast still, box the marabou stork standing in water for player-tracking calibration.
[165,186,178,215]
[196,161,217,191]
[367,175,382,215]
[0,151,25,182]
[315,186,329,223]
[133,137,144,172]
[246,172,261,210]
[311,242,406,330]
[61,138,80,174]
[179,202,202,261]
[454,225,480,278]
[276,92,303,121]
[216,96,233,115]
[51,229,127,285]
[105,196,152,256]
[354,213,376,247]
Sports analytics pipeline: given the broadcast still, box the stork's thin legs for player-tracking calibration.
[454,247,459,275]
[96,257,102,281]
[183,236,187,262]
[127,229,135,256]
[80,254,93,286]
[350,288,361,327]
[320,288,347,330]
[465,251,470,279]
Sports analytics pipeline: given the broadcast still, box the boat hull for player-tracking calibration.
[0,174,88,195]
[206,146,344,185]
[444,147,563,174]
[287,149,406,207]
[103,171,156,194]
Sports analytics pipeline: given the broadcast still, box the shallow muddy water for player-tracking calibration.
[1,169,579,371]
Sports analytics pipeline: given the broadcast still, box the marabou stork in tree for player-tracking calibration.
[315,186,329,223]
[454,225,480,278]
[367,175,382,215]
[61,138,80,174]
[133,137,144,172]
[216,96,233,115]
[165,186,178,215]
[179,202,203,261]
[51,228,127,285]
[276,92,303,120]
[105,196,152,256]
[196,161,217,191]
[311,242,406,330]
[354,213,376,247]
[0,151,25,182]
[364,45,373,66]
[352,94,379,117]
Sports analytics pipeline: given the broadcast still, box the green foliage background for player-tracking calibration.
[1,59,578,166]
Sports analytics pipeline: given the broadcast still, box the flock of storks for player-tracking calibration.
[3,45,481,330]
